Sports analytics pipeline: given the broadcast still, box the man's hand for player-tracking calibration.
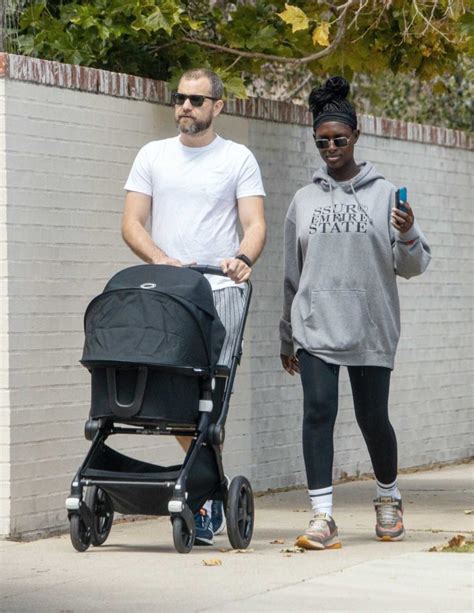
[281,354,300,376]
[391,202,415,234]
[221,257,252,283]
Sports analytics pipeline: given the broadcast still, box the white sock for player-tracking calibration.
[376,478,401,500]
[203,500,213,515]
[308,486,333,517]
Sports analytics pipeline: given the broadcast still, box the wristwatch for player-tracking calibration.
[235,253,252,267]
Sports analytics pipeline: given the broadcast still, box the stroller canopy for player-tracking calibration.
[81,265,226,370]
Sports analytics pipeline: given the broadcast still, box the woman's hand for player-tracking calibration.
[281,354,300,376]
[391,202,415,234]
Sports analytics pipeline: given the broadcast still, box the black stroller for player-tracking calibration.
[66,264,254,553]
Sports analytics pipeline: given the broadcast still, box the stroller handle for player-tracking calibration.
[188,265,229,277]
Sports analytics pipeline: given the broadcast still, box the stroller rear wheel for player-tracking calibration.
[226,476,254,549]
[85,486,114,546]
[69,514,92,552]
[172,515,195,554]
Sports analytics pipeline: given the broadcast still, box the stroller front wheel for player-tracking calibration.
[69,514,92,552]
[172,516,195,553]
[226,476,254,549]
[85,486,114,546]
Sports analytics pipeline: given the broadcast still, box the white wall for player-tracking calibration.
[1,60,472,536]
[0,77,11,536]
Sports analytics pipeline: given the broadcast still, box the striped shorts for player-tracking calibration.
[213,286,246,368]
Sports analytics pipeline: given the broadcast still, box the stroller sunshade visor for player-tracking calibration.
[81,265,226,369]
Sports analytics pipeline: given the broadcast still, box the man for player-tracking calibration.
[122,68,266,545]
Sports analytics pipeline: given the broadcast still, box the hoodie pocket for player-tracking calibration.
[303,289,379,352]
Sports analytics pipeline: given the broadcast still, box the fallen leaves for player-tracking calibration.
[270,539,285,544]
[215,548,255,555]
[230,548,254,554]
[429,534,474,553]
[464,509,474,515]
[280,547,305,554]
[448,534,466,548]
[202,558,222,566]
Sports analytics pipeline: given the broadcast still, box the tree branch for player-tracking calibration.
[181,16,347,66]
[150,0,369,68]
[412,0,453,43]
[282,72,313,100]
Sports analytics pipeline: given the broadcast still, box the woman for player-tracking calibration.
[280,76,431,550]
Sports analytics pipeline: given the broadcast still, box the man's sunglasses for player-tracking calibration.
[171,92,219,107]
[314,135,353,150]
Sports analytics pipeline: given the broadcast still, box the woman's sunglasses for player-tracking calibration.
[314,135,353,150]
[171,92,219,107]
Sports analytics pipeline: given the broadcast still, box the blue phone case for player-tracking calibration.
[396,187,408,213]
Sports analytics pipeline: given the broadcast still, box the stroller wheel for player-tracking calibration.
[172,516,195,554]
[226,476,254,550]
[69,514,92,552]
[85,486,114,546]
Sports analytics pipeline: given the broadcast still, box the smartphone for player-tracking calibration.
[395,187,408,213]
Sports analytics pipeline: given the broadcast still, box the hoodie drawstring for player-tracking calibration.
[329,181,335,216]
[350,182,373,225]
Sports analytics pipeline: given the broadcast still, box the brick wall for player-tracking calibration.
[0,54,472,536]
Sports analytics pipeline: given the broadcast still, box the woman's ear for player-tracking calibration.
[353,129,360,143]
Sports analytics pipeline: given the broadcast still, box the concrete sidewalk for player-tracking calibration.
[1,462,473,612]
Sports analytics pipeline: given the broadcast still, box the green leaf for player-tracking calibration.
[245,25,278,51]
[222,76,248,99]
[19,0,47,27]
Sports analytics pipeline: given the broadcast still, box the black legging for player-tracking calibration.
[298,350,398,490]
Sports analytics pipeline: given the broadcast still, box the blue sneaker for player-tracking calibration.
[211,499,226,536]
[194,510,214,546]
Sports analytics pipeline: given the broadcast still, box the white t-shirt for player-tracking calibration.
[124,135,265,289]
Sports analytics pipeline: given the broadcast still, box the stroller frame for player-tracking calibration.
[66,265,254,553]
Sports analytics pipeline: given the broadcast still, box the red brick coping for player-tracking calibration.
[1,53,471,150]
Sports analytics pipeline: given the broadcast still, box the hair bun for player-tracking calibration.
[308,75,350,114]
[325,76,349,99]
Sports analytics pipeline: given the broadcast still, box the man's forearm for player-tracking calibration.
[238,220,267,264]
[122,219,167,264]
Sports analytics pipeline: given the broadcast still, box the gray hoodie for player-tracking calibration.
[280,162,431,369]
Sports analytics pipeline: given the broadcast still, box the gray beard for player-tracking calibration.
[177,116,213,134]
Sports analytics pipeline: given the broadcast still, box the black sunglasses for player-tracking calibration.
[171,92,219,107]
[314,135,353,150]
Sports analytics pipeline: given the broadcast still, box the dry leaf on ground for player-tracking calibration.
[270,539,285,544]
[229,548,254,554]
[280,547,305,554]
[448,534,466,548]
[464,510,474,515]
[202,558,222,566]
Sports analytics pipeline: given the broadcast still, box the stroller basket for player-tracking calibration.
[82,442,220,515]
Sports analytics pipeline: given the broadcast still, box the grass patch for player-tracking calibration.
[440,541,474,553]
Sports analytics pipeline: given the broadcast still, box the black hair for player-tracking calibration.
[308,76,357,130]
